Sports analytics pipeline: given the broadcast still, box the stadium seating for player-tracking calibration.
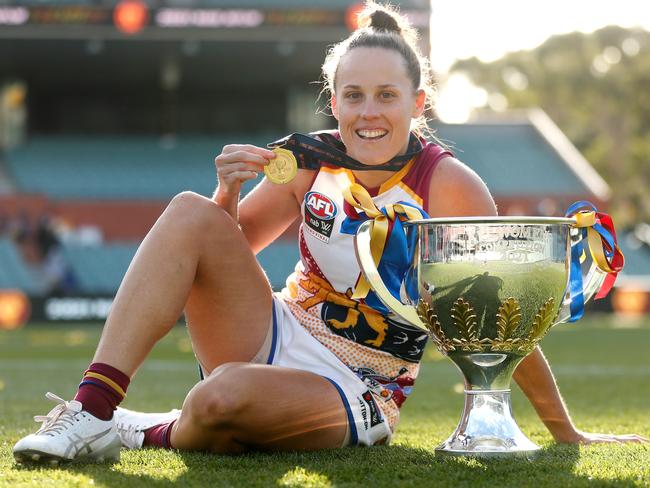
[0,238,45,295]
[61,242,139,295]
[59,239,299,295]
[6,125,591,201]
[256,241,300,290]
[2,134,304,297]
[5,135,275,200]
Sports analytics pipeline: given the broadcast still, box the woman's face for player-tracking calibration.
[332,47,425,166]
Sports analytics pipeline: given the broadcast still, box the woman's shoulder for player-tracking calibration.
[431,155,481,185]
[427,156,497,217]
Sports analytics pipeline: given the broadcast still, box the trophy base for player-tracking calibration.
[435,389,540,459]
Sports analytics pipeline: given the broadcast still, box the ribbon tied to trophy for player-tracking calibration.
[566,201,624,322]
[341,183,427,314]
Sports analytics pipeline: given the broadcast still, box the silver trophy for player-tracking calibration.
[354,216,606,457]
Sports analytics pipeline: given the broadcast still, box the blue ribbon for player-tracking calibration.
[565,201,590,322]
[565,200,606,322]
[341,202,428,315]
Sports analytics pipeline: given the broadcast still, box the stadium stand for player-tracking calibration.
[59,239,299,294]
[433,122,590,195]
[2,134,302,298]
[5,135,276,200]
[61,242,138,295]
[0,237,45,295]
[0,115,617,301]
[256,240,300,290]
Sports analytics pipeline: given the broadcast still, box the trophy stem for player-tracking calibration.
[435,388,540,458]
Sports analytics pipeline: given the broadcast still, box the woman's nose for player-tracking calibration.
[360,100,380,119]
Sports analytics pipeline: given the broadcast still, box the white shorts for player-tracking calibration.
[250,294,393,447]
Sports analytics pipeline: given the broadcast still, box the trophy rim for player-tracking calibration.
[405,216,576,226]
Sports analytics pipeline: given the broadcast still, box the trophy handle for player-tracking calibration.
[354,220,427,331]
[556,230,608,324]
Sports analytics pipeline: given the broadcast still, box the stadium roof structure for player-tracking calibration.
[432,109,611,216]
[0,0,430,41]
[0,0,430,133]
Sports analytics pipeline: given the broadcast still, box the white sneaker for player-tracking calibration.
[114,406,181,449]
[13,392,121,465]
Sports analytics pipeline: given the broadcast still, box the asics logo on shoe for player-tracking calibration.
[64,429,114,458]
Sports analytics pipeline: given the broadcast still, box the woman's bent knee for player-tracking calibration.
[169,191,223,221]
[165,191,238,236]
[186,363,249,428]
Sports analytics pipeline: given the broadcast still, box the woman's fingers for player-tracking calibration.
[216,145,276,166]
[218,161,266,175]
[221,144,277,159]
[579,432,649,444]
[223,170,258,182]
[215,145,276,190]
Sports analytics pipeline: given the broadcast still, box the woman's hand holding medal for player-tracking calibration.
[214,144,277,196]
[213,144,276,218]
[215,144,298,194]
[213,144,298,219]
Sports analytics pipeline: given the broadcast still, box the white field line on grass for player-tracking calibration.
[0,359,649,376]
[0,358,196,372]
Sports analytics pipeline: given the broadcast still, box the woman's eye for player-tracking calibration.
[380,92,395,100]
[345,92,361,100]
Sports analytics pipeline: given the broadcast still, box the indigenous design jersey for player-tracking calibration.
[280,138,452,425]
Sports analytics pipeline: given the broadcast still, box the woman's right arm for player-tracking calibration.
[212,143,311,254]
[213,143,275,219]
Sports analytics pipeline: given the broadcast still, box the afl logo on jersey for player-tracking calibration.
[304,192,337,243]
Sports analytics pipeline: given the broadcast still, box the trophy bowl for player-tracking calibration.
[354,216,607,458]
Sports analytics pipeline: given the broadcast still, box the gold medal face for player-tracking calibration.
[264,147,298,184]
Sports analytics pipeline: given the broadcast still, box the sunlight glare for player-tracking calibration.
[435,72,488,123]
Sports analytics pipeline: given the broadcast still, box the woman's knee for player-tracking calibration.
[186,363,250,428]
[165,191,237,237]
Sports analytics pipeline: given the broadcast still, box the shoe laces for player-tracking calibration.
[115,421,144,449]
[33,392,83,436]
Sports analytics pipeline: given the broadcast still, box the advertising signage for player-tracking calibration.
[0,1,429,36]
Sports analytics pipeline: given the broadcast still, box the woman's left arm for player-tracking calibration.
[514,347,648,444]
[428,156,647,445]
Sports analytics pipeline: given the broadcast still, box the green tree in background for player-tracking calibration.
[451,26,650,227]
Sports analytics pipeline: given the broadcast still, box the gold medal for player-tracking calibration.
[264,147,298,184]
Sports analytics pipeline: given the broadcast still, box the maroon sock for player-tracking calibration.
[143,420,177,449]
[74,362,130,421]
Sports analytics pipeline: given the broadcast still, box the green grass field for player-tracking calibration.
[1,314,649,487]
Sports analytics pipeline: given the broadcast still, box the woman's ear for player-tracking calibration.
[413,89,426,118]
[331,94,339,120]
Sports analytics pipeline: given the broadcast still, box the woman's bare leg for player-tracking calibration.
[93,191,273,376]
[172,363,349,452]
[12,193,280,463]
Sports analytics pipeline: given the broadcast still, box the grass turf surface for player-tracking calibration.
[0,314,648,487]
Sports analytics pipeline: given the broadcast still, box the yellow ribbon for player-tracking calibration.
[573,210,617,274]
[343,183,424,299]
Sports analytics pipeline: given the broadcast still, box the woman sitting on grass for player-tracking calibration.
[13,1,646,464]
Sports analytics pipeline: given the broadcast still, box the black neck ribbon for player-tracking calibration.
[268,131,424,172]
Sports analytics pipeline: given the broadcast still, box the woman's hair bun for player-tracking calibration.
[368,9,401,34]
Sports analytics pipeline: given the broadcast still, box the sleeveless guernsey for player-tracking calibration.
[280,140,452,425]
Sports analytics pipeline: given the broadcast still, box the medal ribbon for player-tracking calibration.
[565,201,625,322]
[268,131,423,172]
[343,183,425,299]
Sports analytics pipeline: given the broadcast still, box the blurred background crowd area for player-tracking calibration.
[0,0,649,328]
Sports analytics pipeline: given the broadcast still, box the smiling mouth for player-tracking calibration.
[356,129,388,141]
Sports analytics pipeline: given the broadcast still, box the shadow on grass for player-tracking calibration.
[12,443,640,488]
